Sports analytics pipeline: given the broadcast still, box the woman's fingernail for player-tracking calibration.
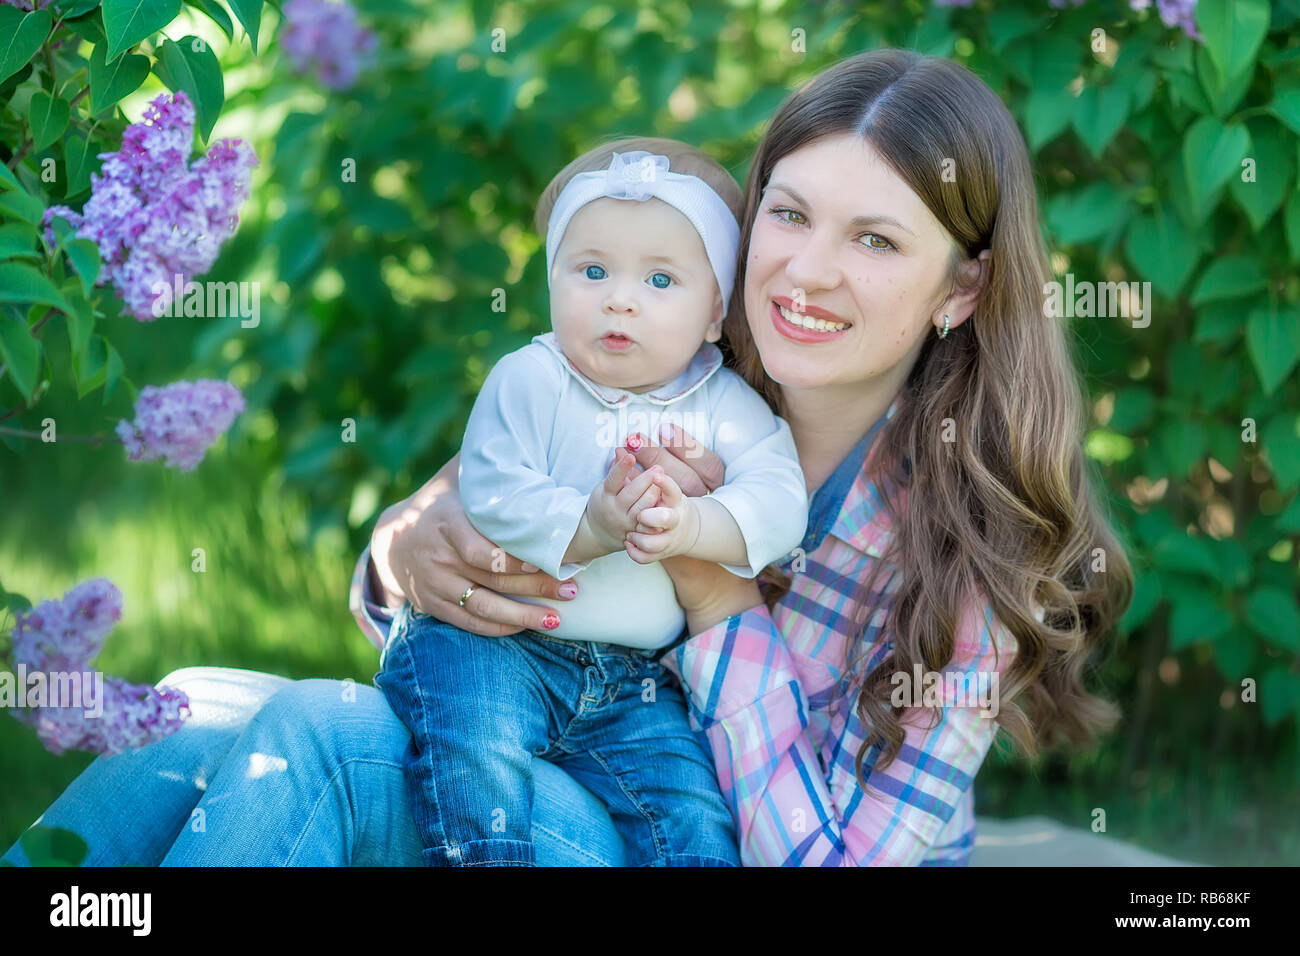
[659,424,674,442]
[541,613,561,630]
[625,433,645,451]
[521,562,539,572]
[558,583,577,599]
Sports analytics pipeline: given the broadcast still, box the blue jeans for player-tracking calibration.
[0,667,667,866]
[374,605,739,867]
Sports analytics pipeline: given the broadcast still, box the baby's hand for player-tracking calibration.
[623,471,701,565]
[584,451,665,552]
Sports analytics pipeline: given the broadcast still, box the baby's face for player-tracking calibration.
[549,197,724,394]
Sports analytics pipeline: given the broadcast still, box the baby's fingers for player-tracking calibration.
[616,465,662,511]
[625,530,670,558]
[636,506,678,531]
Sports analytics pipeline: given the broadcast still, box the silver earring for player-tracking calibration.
[938,314,950,339]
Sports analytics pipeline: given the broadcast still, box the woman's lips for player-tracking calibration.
[769,300,852,343]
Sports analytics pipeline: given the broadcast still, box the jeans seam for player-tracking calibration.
[283,756,402,865]
[583,744,665,862]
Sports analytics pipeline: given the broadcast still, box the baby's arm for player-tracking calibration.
[627,372,808,575]
[460,348,612,580]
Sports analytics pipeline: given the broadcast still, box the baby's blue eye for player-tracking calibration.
[649,272,672,289]
[584,265,606,280]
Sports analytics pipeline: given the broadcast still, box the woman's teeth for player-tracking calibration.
[778,303,850,332]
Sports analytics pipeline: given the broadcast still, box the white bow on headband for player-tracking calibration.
[544,150,741,311]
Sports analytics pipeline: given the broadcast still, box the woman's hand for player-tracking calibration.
[370,452,576,637]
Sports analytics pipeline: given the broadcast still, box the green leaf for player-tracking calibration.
[0,188,45,225]
[62,132,95,197]
[1168,589,1233,650]
[1156,419,1208,479]
[1285,188,1300,262]
[0,263,71,313]
[102,0,181,62]
[1153,531,1217,579]
[0,8,51,85]
[1259,667,1300,727]
[1072,82,1129,158]
[0,222,39,261]
[1182,116,1252,224]
[226,0,262,52]
[28,92,70,153]
[1045,182,1128,243]
[154,37,224,142]
[1227,123,1294,232]
[184,0,234,41]
[1211,631,1255,683]
[1107,386,1155,432]
[103,339,124,402]
[66,239,100,296]
[988,8,1043,51]
[1195,0,1270,90]
[89,43,151,115]
[1189,256,1267,305]
[1193,304,1247,347]
[64,287,94,360]
[18,826,88,867]
[0,161,20,191]
[1244,587,1300,651]
[1262,413,1300,490]
[1125,207,1202,298]
[1022,87,1076,152]
[73,334,107,397]
[1246,306,1300,394]
[1195,43,1254,118]
[1271,86,1300,136]
[0,313,41,400]
[1119,569,1161,634]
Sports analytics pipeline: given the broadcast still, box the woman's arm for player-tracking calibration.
[358,451,578,639]
[657,587,1017,866]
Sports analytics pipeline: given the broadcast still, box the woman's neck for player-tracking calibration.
[782,380,900,493]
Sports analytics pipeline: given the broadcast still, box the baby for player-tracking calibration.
[376,137,808,867]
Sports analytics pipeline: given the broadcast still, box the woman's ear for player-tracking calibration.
[936,248,991,332]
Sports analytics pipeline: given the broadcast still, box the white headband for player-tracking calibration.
[544,150,741,312]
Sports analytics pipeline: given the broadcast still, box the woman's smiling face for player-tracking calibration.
[743,132,966,394]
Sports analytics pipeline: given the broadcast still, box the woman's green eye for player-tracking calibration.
[649,272,672,289]
[584,265,606,279]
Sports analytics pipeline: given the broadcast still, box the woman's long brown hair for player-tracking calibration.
[726,49,1133,783]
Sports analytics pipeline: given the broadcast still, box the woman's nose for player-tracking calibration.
[784,231,842,294]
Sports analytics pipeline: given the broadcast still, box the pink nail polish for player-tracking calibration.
[541,613,561,630]
[625,433,645,451]
[559,583,577,599]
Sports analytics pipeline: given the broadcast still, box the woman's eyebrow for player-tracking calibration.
[765,181,917,237]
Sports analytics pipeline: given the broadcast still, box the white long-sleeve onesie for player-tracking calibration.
[459,332,809,649]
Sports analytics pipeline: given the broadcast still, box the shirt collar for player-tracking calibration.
[533,331,723,409]
[780,393,904,566]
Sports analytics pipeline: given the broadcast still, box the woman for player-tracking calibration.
[3,48,1130,867]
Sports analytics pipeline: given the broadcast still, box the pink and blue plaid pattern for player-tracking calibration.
[349,394,1018,866]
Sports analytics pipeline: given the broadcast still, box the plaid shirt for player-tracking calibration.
[349,394,1018,866]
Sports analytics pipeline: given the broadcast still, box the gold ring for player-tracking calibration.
[458,585,478,608]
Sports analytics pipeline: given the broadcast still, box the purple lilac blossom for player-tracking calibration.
[8,580,191,757]
[1129,0,1201,41]
[42,91,257,322]
[13,678,191,757]
[280,0,377,89]
[115,379,246,472]
[11,578,122,673]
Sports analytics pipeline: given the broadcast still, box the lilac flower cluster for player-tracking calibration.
[0,0,53,9]
[1130,0,1201,41]
[280,0,377,90]
[43,91,257,322]
[115,379,246,472]
[9,580,191,757]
